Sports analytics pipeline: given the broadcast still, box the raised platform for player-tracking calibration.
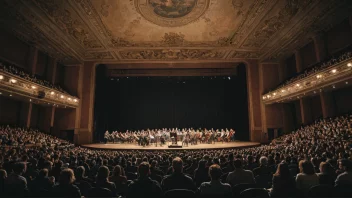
[81,141,260,151]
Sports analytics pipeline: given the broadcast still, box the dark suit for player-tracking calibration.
[161,173,196,192]
[270,175,296,197]
[127,177,162,198]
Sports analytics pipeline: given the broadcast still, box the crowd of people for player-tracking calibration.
[0,61,67,94]
[0,113,351,197]
[274,45,352,91]
[104,128,236,146]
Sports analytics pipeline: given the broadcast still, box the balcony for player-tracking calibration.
[262,53,352,105]
[0,71,79,108]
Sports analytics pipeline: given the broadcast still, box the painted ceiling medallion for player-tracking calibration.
[134,0,210,27]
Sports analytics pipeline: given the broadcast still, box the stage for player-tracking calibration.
[81,141,260,151]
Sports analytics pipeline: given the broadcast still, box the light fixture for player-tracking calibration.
[347,62,352,67]
[273,92,277,96]
[331,69,337,73]
[9,94,12,96]
[73,99,78,102]
[50,91,55,95]
[60,95,64,99]
[346,81,349,84]
[267,95,271,98]
[296,83,300,87]
[68,97,72,101]
[228,77,231,80]
[316,74,322,79]
[31,85,36,89]
[0,92,2,95]
[314,91,317,94]
[10,79,17,83]
[281,89,286,93]
[29,99,32,102]
[0,75,3,80]
[332,85,336,89]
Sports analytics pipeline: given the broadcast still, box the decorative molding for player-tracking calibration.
[262,58,352,104]
[134,0,210,27]
[119,49,226,60]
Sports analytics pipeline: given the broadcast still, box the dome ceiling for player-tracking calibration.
[0,0,351,64]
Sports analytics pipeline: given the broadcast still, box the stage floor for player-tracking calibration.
[81,141,260,150]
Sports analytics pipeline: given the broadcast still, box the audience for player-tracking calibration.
[0,113,351,197]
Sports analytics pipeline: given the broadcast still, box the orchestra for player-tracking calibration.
[103,128,236,146]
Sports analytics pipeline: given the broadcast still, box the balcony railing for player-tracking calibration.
[0,71,79,108]
[262,59,352,104]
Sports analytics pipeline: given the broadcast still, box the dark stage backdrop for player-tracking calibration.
[94,64,249,141]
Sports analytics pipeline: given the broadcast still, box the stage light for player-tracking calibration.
[347,62,352,67]
[31,85,36,89]
[331,69,337,73]
[0,75,3,80]
[50,91,55,95]
[10,79,17,83]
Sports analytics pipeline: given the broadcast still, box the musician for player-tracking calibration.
[104,131,109,143]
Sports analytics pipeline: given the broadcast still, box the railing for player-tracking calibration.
[0,71,79,108]
[262,59,352,104]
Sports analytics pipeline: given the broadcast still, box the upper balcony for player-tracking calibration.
[0,62,79,108]
[262,49,352,105]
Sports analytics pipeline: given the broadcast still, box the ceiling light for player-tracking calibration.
[31,85,36,89]
[0,75,3,80]
[331,69,337,73]
[50,91,55,95]
[347,63,352,67]
[10,79,17,83]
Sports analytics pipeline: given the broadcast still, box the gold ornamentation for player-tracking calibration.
[231,51,261,59]
[119,49,225,60]
[134,0,210,27]
[161,32,185,46]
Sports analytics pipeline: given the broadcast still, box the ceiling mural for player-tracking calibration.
[0,0,350,64]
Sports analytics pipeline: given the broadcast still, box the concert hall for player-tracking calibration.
[0,0,352,197]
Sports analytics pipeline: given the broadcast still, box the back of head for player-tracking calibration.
[138,162,150,177]
[0,169,7,179]
[172,157,183,173]
[299,160,315,175]
[209,164,222,180]
[113,165,121,176]
[275,162,290,178]
[13,162,26,175]
[234,159,242,169]
[59,168,75,185]
[97,166,110,181]
[75,166,85,178]
[38,168,49,178]
[259,156,268,166]
[340,159,352,171]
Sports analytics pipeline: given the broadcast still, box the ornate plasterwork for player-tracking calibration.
[134,0,210,27]
[0,0,350,63]
[119,49,226,60]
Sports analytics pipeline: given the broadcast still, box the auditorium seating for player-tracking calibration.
[0,113,351,197]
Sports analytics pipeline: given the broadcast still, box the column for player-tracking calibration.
[278,60,287,82]
[25,46,38,128]
[295,49,312,124]
[313,33,336,118]
[281,103,295,133]
[246,60,264,143]
[47,57,57,84]
[75,62,96,144]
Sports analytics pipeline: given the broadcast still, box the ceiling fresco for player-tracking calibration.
[0,0,351,64]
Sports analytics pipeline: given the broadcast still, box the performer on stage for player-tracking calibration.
[104,130,109,143]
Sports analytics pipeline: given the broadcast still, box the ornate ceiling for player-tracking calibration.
[0,0,351,64]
